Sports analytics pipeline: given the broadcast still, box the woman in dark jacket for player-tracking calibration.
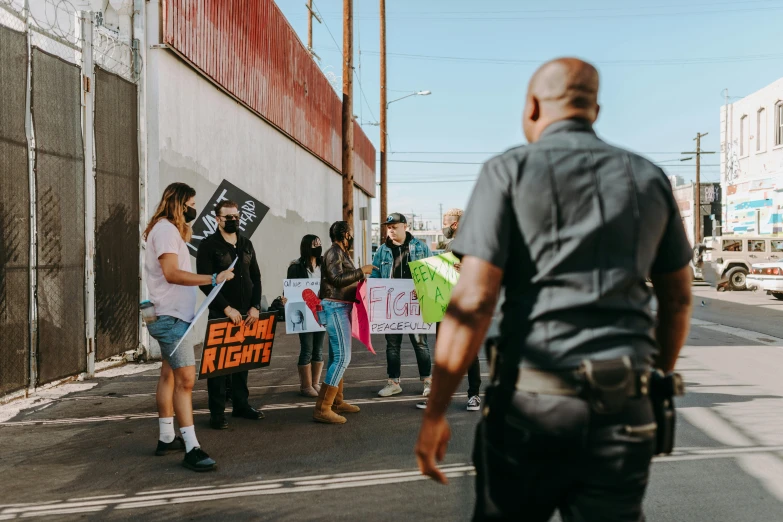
[287,234,325,397]
[313,221,374,424]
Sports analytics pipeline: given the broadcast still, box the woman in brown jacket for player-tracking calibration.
[313,221,374,424]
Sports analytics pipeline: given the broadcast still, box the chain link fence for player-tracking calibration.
[0,0,140,394]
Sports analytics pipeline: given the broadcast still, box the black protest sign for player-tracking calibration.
[198,313,278,380]
[188,179,270,256]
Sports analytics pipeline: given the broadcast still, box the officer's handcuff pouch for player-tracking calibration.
[578,356,634,415]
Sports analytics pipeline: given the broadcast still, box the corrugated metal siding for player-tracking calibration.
[162,0,376,197]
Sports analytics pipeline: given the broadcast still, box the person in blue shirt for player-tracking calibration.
[371,213,433,397]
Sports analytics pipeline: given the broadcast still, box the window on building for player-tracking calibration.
[777,102,783,147]
[740,115,749,156]
[757,108,766,153]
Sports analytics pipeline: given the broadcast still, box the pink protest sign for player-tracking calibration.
[352,280,375,354]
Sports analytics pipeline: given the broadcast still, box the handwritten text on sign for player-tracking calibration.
[283,279,325,334]
[366,279,435,334]
[198,312,277,380]
[188,179,270,256]
[409,253,460,323]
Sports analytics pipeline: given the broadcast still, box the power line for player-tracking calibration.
[361,50,783,67]
[298,3,783,21]
[311,1,342,56]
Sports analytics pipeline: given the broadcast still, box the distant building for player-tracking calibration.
[668,175,686,187]
[721,77,783,234]
[672,183,722,245]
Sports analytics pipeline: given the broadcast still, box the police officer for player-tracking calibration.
[415,58,693,521]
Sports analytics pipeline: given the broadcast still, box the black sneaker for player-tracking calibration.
[154,436,185,456]
[183,447,217,472]
[210,415,229,430]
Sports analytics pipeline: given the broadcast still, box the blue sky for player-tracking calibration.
[274,0,783,228]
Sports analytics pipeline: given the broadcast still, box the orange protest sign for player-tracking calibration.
[198,312,277,380]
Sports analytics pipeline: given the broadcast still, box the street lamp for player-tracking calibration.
[380,90,431,237]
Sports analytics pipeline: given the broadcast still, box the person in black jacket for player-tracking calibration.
[197,200,264,430]
[287,234,325,397]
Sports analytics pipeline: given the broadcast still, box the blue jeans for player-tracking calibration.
[323,301,353,387]
[298,331,326,365]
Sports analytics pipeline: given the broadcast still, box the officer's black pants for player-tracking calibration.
[208,371,250,416]
[473,389,655,522]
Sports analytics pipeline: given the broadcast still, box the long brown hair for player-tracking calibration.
[143,182,197,242]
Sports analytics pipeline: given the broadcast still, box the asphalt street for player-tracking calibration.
[1,284,783,521]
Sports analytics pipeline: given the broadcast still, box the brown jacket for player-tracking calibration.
[319,243,363,302]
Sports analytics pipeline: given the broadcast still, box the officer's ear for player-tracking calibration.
[526,95,540,123]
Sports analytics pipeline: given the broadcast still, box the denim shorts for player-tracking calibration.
[147,315,196,369]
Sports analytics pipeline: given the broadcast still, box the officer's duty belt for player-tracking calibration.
[514,367,650,398]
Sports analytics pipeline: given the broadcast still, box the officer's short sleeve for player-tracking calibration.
[452,157,513,269]
[651,181,693,275]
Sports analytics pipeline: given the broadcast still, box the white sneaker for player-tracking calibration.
[467,395,481,411]
[378,379,402,397]
[422,378,432,397]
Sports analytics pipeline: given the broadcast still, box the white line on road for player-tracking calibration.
[0,394,462,428]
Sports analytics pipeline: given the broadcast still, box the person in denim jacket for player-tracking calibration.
[371,213,433,397]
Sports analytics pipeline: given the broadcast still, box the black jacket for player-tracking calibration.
[287,257,322,279]
[319,243,363,302]
[196,231,262,317]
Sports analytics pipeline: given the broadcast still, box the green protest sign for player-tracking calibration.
[409,253,460,323]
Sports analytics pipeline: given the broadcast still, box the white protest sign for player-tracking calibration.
[170,257,237,355]
[283,279,325,334]
[366,279,435,335]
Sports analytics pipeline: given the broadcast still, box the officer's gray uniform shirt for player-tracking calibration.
[452,118,692,370]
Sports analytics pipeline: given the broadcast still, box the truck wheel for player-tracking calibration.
[726,267,748,291]
[773,292,783,301]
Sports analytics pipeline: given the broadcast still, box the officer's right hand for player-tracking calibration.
[415,415,452,485]
[217,267,235,284]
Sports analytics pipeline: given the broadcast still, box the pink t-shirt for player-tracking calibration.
[144,219,196,322]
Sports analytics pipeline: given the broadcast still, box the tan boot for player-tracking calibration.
[298,364,318,397]
[311,361,324,394]
[313,384,347,424]
[332,378,360,414]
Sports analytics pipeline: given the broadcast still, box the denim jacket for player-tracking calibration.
[371,234,431,279]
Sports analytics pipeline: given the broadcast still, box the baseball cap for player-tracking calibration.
[385,213,407,225]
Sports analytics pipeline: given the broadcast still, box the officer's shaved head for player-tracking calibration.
[523,58,600,143]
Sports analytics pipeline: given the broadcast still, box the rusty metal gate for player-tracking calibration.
[94,67,139,361]
[31,48,86,384]
[0,4,140,396]
[0,25,31,396]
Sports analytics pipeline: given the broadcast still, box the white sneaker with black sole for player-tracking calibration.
[467,395,481,411]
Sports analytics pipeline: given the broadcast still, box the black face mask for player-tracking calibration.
[312,246,322,258]
[223,220,239,234]
[184,205,197,224]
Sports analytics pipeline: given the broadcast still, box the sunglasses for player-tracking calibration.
[219,215,240,221]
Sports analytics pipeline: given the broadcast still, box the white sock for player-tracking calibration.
[180,425,200,453]
[158,417,175,443]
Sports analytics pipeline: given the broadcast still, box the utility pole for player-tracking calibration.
[306,0,322,60]
[341,0,354,231]
[379,0,388,237]
[682,132,716,245]
[439,203,443,227]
